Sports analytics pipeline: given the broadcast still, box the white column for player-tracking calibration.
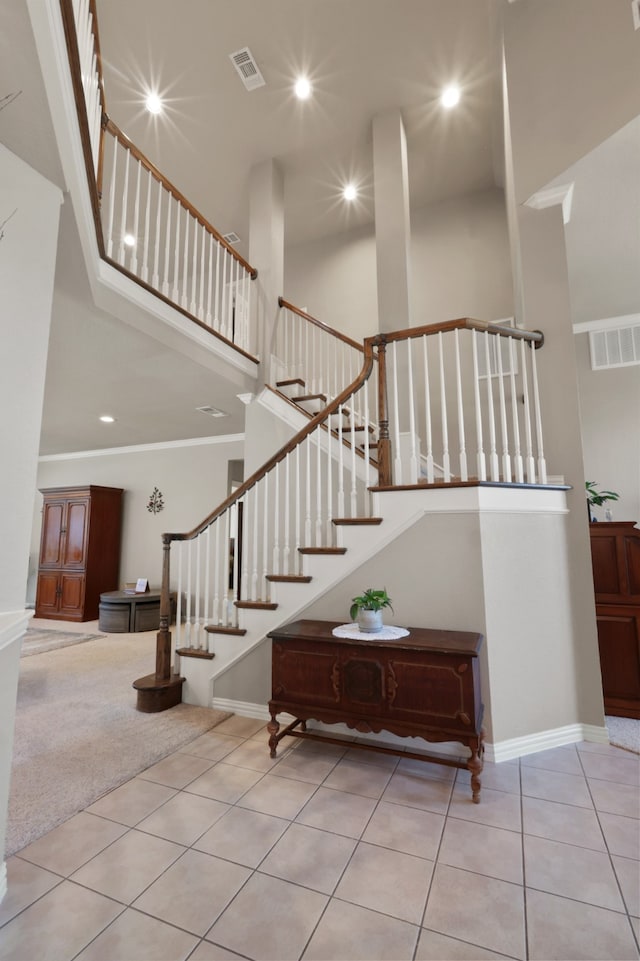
[248,159,284,384]
[372,109,413,333]
[0,146,63,901]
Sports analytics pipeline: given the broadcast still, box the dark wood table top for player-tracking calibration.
[100,590,162,604]
[267,619,483,655]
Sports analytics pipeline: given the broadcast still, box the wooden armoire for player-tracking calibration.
[35,485,124,622]
[589,521,640,719]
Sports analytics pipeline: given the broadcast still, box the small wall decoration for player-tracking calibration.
[147,487,165,514]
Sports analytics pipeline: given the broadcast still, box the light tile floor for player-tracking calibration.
[1,716,639,961]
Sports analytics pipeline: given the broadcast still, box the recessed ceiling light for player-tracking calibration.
[343,184,357,202]
[123,234,136,247]
[294,76,312,100]
[145,92,163,114]
[99,415,116,423]
[441,84,461,108]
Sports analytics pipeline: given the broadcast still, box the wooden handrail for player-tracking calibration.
[162,342,377,544]
[369,318,544,348]
[278,297,364,352]
[105,118,258,279]
[59,0,105,256]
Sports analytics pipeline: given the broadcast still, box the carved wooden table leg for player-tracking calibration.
[267,714,280,758]
[467,728,485,803]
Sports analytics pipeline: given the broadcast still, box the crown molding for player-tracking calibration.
[39,434,245,462]
[525,181,574,224]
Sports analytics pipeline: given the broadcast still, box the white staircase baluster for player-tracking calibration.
[141,166,151,283]
[407,338,419,483]
[454,329,468,482]
[363,380,372,506]
[509,338,524,483]
[337,405,345,518]
[214,241,221,328]
[175,541,183,650]
[181,211,189,309]
[190,218,198,316]
[240,496,249,604]
[262,473,269,590]
[273,466,280,576]
[471,330,487,481]
[106,135,117,259]
[250,486,259,601]
[350,408,357,517]
[484,332,499,481]
[305,436,312,546]
[284,457,291,575]
[194,533,201,649]
[129,157,141,274]
[203,526,211,652]
[205,233,213,327]
[198,224,206,320]
[117,147,130,265]
[422,335,434,484]
[295,446,301,573]
[496,333,511,481]
[220,253,228,339]
[520,338,536,482]
[129,160,142,274]
[438,332,451,482]
[391,342,402,485]
[223,508,231,623]
[172,202,181,302]
[162,191,171,297]
[530,343,547,483]
[152,177,162,289]
[316,428,323,544]
[326,415,333,541]
[213,519,220,626]
[185,539,192,648]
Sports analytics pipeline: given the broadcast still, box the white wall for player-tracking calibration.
[575,334,640,524]
[0,145,62,891]
[284,187,514,342]
[32,436,244,597]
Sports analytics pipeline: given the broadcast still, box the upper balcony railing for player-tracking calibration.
[60,0,259,360]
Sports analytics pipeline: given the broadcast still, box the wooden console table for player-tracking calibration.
[267,619,485,802]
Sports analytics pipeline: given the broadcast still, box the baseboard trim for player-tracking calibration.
[212,699,611,763]
[486,723,610,763]
[0,861,6,904]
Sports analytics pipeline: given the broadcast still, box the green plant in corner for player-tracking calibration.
[585,481,619,520]
[349,588,394,622]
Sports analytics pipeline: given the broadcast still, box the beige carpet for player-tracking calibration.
[606,715,640,754]
[21,627,105,657]
[7,630,230,856]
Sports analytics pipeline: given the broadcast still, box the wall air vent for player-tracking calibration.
[229,47,265,91]
[589,323,640,370]
[196,405,228,418]
[222,231,241,245]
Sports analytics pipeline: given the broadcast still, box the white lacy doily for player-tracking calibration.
[332,623,410,640]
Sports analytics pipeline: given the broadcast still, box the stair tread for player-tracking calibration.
[204,625,247,635]
[299,546,347,555]
[266,574,313,582]
[235,600,279,610]
[291,393,327,403]
[175,647,215,660]
[332,517,383,526]
[276,378,306,388]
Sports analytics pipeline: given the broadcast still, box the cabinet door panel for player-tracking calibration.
[59,573,85,618]
[63,500,89,567]
[272,643,339,705]
[40,502,64,567]
[596,612,640,703]
[387,656,474,730]
[36,572,60,616]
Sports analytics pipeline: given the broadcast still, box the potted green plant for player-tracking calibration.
[350,587,394,633]
[585,481,619,522]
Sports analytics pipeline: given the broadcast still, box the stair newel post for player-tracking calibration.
[376,337,392,487]
[133,533,184,712]
[156,534,174,680]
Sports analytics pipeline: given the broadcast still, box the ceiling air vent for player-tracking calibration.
[222,231,241,245]
[229,47,265,91]
[589,323,640,370]
[196,405,228,418]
